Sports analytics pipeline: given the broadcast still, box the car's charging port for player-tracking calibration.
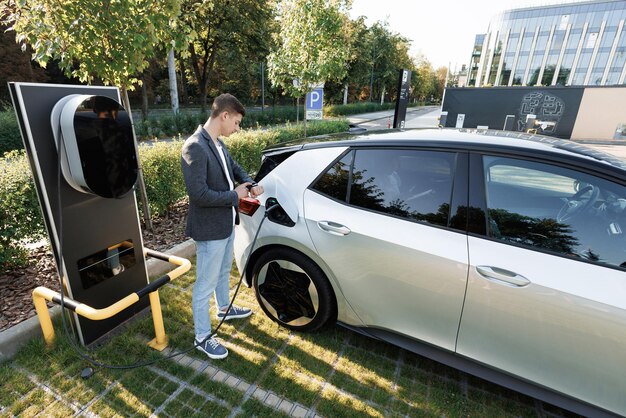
[265,197,295,227]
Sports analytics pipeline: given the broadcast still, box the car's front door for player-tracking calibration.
[305,148,469,351]
[457,154,626,416]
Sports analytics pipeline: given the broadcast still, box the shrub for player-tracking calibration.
[0,150,45,269]
[138,139,187,218]
[0,109,23,154]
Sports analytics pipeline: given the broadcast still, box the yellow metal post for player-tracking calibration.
[147,290,169,351]
[32,287,56,345]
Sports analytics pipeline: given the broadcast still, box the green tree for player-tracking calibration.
[0,0,182,229]
[412,54,437,102]
[0,0,181,104]
[178,0,275,112]
[268,0,352,136]
[363,21,413,103]
[0,24,47,103]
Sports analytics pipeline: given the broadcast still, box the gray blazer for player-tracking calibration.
[181,126,253,241]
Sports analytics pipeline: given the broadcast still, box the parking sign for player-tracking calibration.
[306,87,323,120]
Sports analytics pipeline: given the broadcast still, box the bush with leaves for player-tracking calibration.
[138,139,187,218]
[0,109,23,154]
[0,151,45,268]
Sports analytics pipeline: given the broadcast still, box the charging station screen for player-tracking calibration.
[73,96,138,198]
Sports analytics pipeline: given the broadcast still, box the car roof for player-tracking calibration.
[286,128,626,175]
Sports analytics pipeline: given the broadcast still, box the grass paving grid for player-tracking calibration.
[0,260,582,418]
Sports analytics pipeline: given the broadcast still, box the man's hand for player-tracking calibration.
[249,184,264,198]
[235,183,251,199]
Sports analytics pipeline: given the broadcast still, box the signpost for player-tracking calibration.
[393,69,412,129]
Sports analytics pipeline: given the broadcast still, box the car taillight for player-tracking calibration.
[239,197,261,216]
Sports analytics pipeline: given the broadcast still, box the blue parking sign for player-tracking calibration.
[306,88,323,111]
[306,87,323,120]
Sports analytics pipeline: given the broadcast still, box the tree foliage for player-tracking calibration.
[0,0,449,110]
[0,0,180,91]
[268,0,352,98]
[177,0,275,111]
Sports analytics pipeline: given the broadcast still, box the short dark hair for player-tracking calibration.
[211,93,246,118]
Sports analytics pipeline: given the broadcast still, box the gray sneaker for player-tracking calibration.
[195,336,228,359]
[216,305,252,321]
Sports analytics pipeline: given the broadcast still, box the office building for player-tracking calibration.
[469,0,626,87]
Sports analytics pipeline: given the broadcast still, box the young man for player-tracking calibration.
[181,93,264,359]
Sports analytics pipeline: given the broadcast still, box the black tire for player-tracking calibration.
[252,248,336,332]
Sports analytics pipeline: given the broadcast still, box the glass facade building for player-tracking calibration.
[468,0,626,87]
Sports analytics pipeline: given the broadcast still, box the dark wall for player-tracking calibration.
[442,86,584,139]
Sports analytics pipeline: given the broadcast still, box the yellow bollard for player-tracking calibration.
[147,290,168,351]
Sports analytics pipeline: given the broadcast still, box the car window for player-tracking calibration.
[349,149,455,227]
[483,155,626,269]
[311,152,352,202]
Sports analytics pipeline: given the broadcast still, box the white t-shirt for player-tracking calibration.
[215,141,236,226]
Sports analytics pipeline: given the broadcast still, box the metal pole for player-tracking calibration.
[261,62,265,112]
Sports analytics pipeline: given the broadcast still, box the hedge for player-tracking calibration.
[1,102,395,153]
[0,119,349,268]
[0,109,23,155]
[0,151,46,268]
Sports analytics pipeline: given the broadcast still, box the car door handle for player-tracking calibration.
[317,221,351,236]
[476,266,531,287]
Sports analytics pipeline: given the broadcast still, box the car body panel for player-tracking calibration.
[304,189,469,351]
[234,145,365,326]
[233,128,626,417]
[459,236,626,415]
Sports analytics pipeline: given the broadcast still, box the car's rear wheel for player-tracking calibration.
[252,248,335,332]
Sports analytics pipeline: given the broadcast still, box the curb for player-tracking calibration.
[0,239,196,361]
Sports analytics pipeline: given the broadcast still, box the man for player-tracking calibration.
[181,93,264,359]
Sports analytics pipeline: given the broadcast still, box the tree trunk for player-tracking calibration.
[380,86,385,105]
[343,83,348,105]
[121,87,153,231]
[303,94,307,138]
[179,54,189,105]
[369,66,374,102]
[140,71,149,121]
[167,48,179,114]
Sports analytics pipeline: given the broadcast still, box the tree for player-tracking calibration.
[0,24,47,103]
[362,21,412,104]
[412,54,437,102]
[0,0,180,106]
[268,0,352,136]
[177,0,275,112]
[0,0,182,229]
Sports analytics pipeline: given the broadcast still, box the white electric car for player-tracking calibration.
[233,128,626,418]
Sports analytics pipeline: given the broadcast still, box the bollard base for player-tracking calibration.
[148,336,169,351]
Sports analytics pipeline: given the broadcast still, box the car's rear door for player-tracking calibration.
[457,153,626,416]
[304,147,469,351]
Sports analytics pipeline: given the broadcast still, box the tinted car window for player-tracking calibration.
[311,151,352,201]
[483,156,626,269]
[350,149,455,227]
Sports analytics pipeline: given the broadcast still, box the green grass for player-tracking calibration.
[0,258,573,417]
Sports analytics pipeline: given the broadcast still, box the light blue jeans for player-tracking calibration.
[192,231,234,341]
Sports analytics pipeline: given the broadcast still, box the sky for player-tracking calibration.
[349,0,583,71]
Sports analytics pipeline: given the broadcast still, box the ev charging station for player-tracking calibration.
[9,83,189,347]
